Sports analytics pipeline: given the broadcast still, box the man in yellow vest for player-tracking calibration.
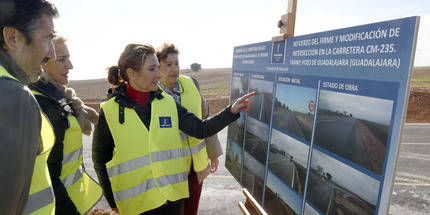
[0,0,58,214]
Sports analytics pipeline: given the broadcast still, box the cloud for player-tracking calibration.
[318,90,394,125]
[414,14,430,66]
[250,78,273,93]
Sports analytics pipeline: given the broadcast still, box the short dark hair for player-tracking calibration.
[0,0,58,48]
[156,43,179,62]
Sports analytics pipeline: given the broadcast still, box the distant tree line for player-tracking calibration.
[190,63,201,72]
[274,98,288,111]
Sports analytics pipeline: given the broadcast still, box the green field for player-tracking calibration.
[184,68,232,99]
[411,67,430,88]
[200,81,231,97]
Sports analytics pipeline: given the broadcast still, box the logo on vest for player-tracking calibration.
[159,117,172,128]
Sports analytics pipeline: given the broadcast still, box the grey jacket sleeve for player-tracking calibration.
[200,95,223,159]
[193,77,223,159]
[0,80,41,215]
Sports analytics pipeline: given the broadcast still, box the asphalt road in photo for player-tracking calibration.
[315,115,378,174]
[82,124,430,214]
[273,110,306,140]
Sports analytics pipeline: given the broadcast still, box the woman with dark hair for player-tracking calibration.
[92,43,254,215]
[156,43,222,215]
[29,36,102,214]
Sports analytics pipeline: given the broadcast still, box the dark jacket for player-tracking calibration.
[0,49,41,214]
[92,85,239,208]
[30,80,80,215]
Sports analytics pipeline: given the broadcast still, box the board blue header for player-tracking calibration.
[233,17,417,81]
[285,16,417,81]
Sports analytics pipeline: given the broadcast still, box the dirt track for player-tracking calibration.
[406,89,430,123]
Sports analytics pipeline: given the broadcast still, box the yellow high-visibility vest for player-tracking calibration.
[177,75,209,173]
[61,115,102,213]
[0,66,56,215]
[32,90,103,214]
[24,111,56,215]
[102,92,188,215]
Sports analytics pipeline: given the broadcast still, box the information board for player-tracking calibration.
[225,16,419,215]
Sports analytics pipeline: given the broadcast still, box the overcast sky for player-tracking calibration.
[231,76,247,95]
[250,78,273,93]
[318,90,394,125]
[276,84,316,113]
[310,148,380,205]
[271,129,309,167]
[50,0,430,80]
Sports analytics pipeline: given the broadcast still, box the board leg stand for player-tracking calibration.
[238,189,268,215]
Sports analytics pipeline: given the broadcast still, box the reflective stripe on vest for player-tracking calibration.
[107,154,150,177]
[107,147,188,178]
[32,91,102,214]
[179,132,207,157]
[62,166,84,188]
[189,139,206,156]
[23,187,54,214]
[113,171,188,201]
[62,147,82,165]
[113,178,156,202]
[102,92,188,214]
[156,171,188,188]
[24,111,56,215]
[178,75,209,172]
[59,111,103,214]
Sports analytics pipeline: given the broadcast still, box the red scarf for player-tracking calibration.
[126,84,150,107]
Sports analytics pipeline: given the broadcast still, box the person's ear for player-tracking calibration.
[2,27,24,51]
[126,67,136,81]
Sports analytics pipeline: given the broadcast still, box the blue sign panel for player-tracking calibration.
[233,41,272,72]
[225,16,419,215]
[159,117,172,128]
[272,40,286,64]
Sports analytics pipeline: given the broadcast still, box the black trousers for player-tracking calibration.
[140,199,185,215]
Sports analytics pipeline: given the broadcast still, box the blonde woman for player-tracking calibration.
[30,36,102,214]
